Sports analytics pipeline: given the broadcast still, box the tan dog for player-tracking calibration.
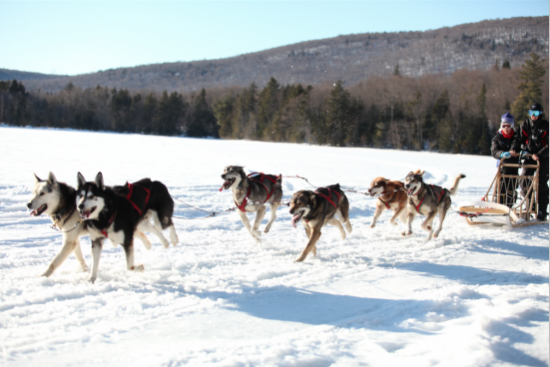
[289,184,352,262]
[368,177,408,228]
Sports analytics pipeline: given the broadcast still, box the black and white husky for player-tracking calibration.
[220,166,282,242]
[27,172,89,277]
[76,172,141,283]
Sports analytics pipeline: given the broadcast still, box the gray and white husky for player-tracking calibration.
[220,166,282,242]
[27,172,89,277]
[402,170,465,241]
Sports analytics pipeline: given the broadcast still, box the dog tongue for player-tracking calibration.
[218,183,226,192]
[291,213,301,228]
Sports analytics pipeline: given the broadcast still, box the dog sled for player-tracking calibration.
[459,155,548,227]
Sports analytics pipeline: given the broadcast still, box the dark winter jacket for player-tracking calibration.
[512,117,549,160]
[491,131,519,174]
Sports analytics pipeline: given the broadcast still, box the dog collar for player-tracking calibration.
[100,212,117,238]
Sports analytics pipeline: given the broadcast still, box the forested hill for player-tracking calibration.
[3,16,548,93]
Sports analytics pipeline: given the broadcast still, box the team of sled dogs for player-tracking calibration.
[27,167,465,282]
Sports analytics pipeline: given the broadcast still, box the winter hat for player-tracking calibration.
[500,112,514,131]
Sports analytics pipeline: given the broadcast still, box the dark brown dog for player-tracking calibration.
[368,177,408,228]
[289,184,352,262]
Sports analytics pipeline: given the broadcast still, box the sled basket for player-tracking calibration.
[459,156,548,228]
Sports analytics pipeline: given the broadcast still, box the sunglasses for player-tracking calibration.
[529,110,541,117]
[501,125,512,129]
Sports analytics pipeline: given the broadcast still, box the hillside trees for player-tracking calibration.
[2,56,547,155]
[511,52,547,121]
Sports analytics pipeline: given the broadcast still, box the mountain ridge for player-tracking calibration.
[2,16,547,93]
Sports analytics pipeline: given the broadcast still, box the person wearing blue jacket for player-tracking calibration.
[491,112,519,207]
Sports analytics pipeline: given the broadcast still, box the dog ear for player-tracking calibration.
[95,172,104,190]
[34,173,41,183]
[77,172,86,189]
[47,172,58,187]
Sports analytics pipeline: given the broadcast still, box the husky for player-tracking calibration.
[112,178,179,249]
[368,177,408,228]
[27,172,89,277]
[220,166,282,243]
[289,184,352,262]
[77,172,146,283]
[402,170,465,241]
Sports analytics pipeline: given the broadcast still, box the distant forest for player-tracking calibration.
[1,53,547,155]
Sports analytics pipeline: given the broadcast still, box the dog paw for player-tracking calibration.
[161,240,170,249]
[131,264,145,272]
[264,227,271,234]
[391,220,398,226]
[294,257,305,263]
[88,276,97,284]
[252,229,262,237]
[40,266,54,278]
[370,223,375,228]
[401,230,412,236]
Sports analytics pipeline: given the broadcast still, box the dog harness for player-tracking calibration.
[100,212,117,238]
[414,185,445,214]
[235,173,279,212]
[125,182,151,215]
[314,187,341,209]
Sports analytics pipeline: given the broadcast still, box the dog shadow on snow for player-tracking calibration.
[187,284,547,366]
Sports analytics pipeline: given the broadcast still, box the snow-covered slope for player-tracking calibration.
[0,126,548,367]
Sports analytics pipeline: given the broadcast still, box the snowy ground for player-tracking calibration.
[0,126,548,367]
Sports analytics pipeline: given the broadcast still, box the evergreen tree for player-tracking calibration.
[511,53,546,121]
[188,88,218,137]
[257,77,280,139]
[324,80,352,146]
[213,93,235,138]
[476,83,491,155]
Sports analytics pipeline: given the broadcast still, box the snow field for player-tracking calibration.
[0,126,548,367]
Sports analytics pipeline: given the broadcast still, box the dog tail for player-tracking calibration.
[449,174,466,196]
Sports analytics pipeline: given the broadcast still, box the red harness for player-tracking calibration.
[314,187,341,209]
[414,185,445,214]
[236,173,279,212]
[125,183,151,215]
[100,212,117,238]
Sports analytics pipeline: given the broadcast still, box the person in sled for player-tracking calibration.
[511,103,549,221]
[491,112,519,208]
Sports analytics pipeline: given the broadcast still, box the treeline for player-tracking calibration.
[1,54,547,155]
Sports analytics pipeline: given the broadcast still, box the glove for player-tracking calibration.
[520,151,530,158]
[500,152,511,159]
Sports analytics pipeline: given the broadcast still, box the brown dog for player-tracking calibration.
[368,177,408,228]
[289,184,352,262]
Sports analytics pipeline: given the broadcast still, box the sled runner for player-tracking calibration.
[459,155,548,227]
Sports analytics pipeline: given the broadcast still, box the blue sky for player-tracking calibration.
[1,0,548,76]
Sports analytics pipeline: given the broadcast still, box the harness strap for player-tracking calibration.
[414,194,425,214]
[235,186,252,212]
[314,188,341,209]
[236,173,279,212]
[125,183,151,215]
[101,212,117,238]
[379,197,391,210]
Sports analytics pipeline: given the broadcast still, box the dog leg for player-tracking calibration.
[433,207,448,239]
[421,211,437,241]
[295,229,322,262]
[41,239,79,277]
[264,203,279,233]
[370,205,384,228]
[73,238,88,272]
[148,212,171,248]
[238,210,261,243]
[89,239,103,284]
[134,230,152,251]
[390,207,404,226]
[124,240,145,272]
[402,210,415,236]
[329,218,346,240]
[252,205,266,236]
[337,207,352,234]
[168,224,179,246]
